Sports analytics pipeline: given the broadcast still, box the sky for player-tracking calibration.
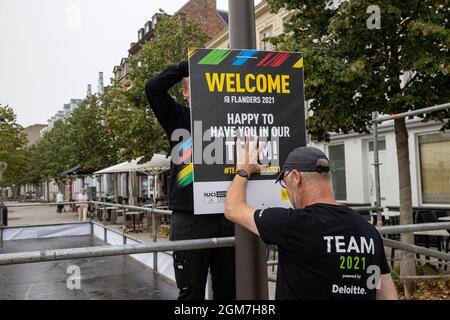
[0,0,260,127]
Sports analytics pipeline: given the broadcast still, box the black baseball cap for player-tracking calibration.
[275,146,330,183]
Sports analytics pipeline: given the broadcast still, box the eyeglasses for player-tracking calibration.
[279,170,293,189]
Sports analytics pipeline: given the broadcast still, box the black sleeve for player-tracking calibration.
[145,61,189,134]
[380,253,390,274]
[254,207,291,246]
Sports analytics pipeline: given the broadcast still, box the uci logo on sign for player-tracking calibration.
[205,192,217,197]
[204,192,218,204]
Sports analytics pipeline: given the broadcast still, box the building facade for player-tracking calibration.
[311,121,450,208]
[21,124,47,147]
[113,0,229,82]
[40,98,83,136]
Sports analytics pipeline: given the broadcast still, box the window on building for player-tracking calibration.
[138,28,144,41]
[368,139,386,152]
[419,132,450,204]
[122,63,128,76]
[328,144,347,200]
[260,27,274,51]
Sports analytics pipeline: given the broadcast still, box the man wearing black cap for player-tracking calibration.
[224,139,397,300]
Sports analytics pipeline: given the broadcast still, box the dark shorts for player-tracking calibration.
[170,211,236,300]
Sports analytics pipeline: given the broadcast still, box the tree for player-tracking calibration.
[0,105,27,197]
[21,96,117,192]
[103,12,208,162]
[267,0,450,297]
[64,95,117,169]
[22,144,45,193]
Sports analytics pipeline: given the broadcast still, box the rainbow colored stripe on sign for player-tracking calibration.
[177,163,193,189]
[178,137,192,163]
[256,52,291,67]
[198,49,231,65]
[293,58,304,68]
[192,49,301,69]
[232,50,258,66]
[176,138,193,189]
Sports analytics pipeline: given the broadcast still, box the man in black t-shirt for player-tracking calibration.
[224,140,397,300]
[146,61,235,300]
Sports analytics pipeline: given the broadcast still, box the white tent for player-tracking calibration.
[94,154,170,175]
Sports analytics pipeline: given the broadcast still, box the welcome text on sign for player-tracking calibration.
[205,72,290,94]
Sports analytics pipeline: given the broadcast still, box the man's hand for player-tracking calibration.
[236,137,268,176]
[225,136,263,235]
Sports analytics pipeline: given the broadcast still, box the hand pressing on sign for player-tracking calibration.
[236,136,269,177]
[225,136,265,236]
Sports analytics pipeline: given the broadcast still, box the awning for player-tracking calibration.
[94,154,170,175]
[60,165,98,176]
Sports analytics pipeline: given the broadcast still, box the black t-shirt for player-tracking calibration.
[254,203,390,300]
[145,61,193,212]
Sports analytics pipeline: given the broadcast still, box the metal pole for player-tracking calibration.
[152,174,158,272]
[97,174,102,201]
[229,0,257,50]
[305,100,310,145]
[113,173,119,203]
[0,237,235,266]
[372,112,382,226]
[383,238,450,261]
[6,201,79,207]
[90,201,171,215]
[376,102,450,123]
[377,222,450,235]
[229,0,268,300]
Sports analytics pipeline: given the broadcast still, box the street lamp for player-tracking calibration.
[228,0,268,300]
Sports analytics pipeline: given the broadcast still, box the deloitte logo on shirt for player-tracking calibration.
[203,191,227,204]
[332,284,367,295]
[332,265,381,296]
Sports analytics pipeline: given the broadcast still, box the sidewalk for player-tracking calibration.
[5,202,79,226]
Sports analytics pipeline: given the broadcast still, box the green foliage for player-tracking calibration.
[64,95,117,168]
[267,0,450,141]
[0,105,27,187]
[24,96,117,183]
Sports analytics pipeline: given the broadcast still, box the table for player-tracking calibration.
[105,207,118,224]
[370,211,400,217]
[95,205,106,221]
[413,230,449,267]
[125,211,143,233]
[370,211,400,226]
